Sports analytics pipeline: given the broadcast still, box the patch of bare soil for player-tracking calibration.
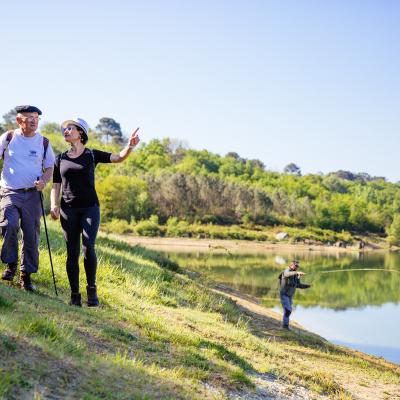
[204,372,330,400]
[228,372,329,400]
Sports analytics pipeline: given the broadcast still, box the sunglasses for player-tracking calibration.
[62,126,78,132]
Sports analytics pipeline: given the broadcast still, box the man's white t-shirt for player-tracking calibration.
[0,129,55,190]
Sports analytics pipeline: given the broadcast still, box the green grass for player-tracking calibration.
[0,293,13,309]
[0,220,399,399]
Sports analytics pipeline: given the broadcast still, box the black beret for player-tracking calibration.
[15,105,42,115]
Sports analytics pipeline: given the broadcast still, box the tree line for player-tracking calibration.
[102,136,400,237]
[2,111,400,244]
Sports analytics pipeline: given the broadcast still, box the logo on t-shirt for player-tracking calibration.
[29,150,38,157]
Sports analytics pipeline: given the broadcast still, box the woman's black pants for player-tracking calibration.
[60,206,100,293]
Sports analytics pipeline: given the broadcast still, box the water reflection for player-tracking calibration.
[170,251,400,309]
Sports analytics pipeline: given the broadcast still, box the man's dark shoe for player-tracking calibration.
[1,262,17,281]
[86,285,99,307]
[20,271,35,292]
[282,324,290,330]
[69,293,82,307]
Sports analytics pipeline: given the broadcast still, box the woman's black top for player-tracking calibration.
[53,148,112,208]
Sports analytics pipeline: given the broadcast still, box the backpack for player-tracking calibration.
[1,130,49,169]
[279,270,298,288]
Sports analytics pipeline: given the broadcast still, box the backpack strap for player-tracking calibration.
[43,136,49,159]
[42,136,49,170]
[88,148,95,165]
[1,130,15,159]
[88,149,96,185]
[56,152,63,170]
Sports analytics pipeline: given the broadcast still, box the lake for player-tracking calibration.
[167,249,400,364]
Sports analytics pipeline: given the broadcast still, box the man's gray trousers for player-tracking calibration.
[0,188,41,273]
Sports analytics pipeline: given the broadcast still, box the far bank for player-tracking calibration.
[102,231,387,253]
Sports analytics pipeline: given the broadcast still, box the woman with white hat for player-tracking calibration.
[50,118,139,307]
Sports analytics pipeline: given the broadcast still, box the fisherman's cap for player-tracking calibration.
[292,260,300,266]
[15,105,42,115]
[61,117,89,144]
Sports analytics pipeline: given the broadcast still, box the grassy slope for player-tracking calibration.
[0,222,399,400]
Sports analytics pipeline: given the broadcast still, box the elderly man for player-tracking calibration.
[0,105,55,291]
[279,260,311,330]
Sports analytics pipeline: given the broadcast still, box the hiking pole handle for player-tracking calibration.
[38,177,58,296]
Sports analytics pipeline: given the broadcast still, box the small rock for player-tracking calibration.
[275,232,289,240]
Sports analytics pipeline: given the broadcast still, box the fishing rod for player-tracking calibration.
[310,268,400,274]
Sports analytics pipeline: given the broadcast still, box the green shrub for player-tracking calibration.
[103,219,133,234]
[97,175,151,222]
[149,214,159,224]
[284,226,353,244]
[166,218,190,237]
[135,219,162,237]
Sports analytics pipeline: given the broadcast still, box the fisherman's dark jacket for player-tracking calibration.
[279,268,310,297]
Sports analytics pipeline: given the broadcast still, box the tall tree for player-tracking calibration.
[2,109,18,131]
[95,117,124,144]
[284,163,301,176]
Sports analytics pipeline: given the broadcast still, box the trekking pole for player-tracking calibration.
[38,178,58,296]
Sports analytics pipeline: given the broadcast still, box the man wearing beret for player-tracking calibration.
[0,105,55,291]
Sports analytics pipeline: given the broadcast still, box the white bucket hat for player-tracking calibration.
[61,117,89,143]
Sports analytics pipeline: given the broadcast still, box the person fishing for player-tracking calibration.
[279,260,311,330]
[50,118,139,307]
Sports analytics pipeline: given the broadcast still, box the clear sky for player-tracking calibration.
[1,1,399,180]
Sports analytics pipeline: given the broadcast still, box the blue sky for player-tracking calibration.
[1,1,399,180]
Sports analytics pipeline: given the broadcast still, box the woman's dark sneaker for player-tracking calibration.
[70,293,82,307]
[86,285,99,307]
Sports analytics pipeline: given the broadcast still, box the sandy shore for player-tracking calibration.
[102,232,382,253]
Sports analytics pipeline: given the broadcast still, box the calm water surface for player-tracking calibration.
[168,250,400,364]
